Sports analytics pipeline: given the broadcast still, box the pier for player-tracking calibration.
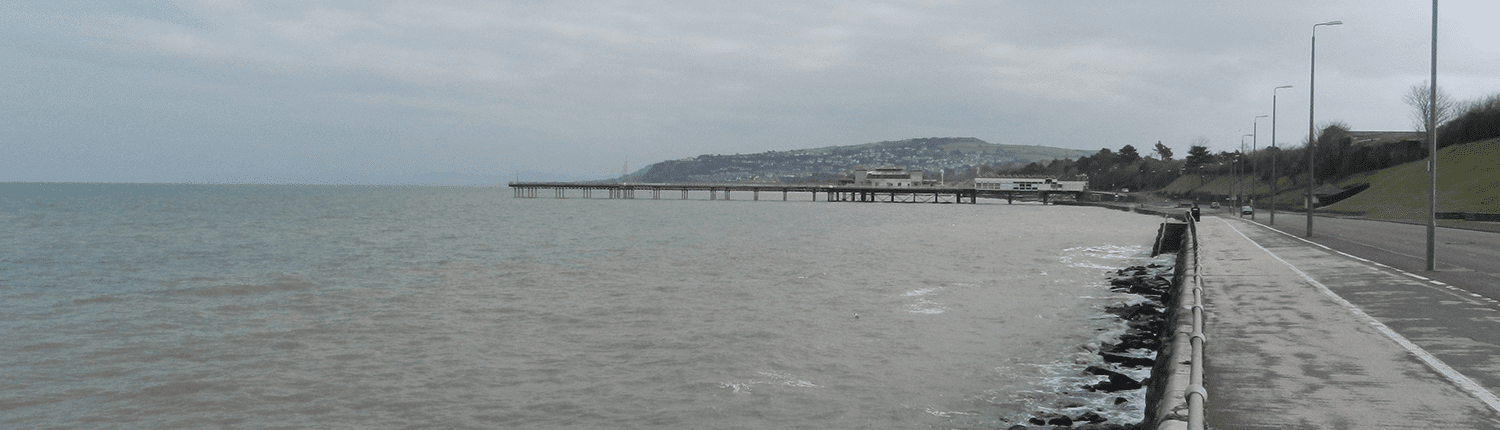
[507,182,1090,204]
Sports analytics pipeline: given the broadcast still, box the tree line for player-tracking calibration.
[979,86,1500,193]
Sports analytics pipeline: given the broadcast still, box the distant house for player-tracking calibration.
[974,177,1088,192]
[849,166,933,187]
[1344,131,1425,146]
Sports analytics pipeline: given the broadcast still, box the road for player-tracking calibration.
[1208,207,1500,300]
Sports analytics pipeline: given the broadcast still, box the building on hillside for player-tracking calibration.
[1345,131,1426,146]
[974,177,1088,192]
[849,166,933,187]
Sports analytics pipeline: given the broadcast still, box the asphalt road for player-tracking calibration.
[1208,207,1500,299]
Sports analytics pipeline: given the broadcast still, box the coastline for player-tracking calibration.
[1009,208,1190,429]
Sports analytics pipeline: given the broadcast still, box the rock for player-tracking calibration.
[1029,412,1072,426]
[1083,366,1143,392]
[1101,352,1156,368]
[1107,329,1160,351]
[1104,303,1162,321]
[1128,277,1171,296]
[1075,411,1108,423]
[1127,316,1163,331]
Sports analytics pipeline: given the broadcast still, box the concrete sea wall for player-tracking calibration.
[1142,212,1200,430]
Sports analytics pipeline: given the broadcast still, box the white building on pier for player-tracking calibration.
[974,177,1087,192]
[850,166,932,187]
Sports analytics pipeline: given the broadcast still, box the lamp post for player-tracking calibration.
[1241,134,1253,208]
[1253,116,1268,209]
[1307,20,1342,237]
[1271,85,1292,225]
[1238,136,1245,205]
[1426,1,1438,271]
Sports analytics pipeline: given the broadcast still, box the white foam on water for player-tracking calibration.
[905,287,940,297]
[719,371,822,394]
[1060,244,1149,270]
[903,287,949,313]
[922,406,976,417]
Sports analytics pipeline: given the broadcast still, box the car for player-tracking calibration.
[1210,202,1220,209]
[1241,206,1254,216]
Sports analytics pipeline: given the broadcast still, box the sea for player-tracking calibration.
[1,183,1170,429]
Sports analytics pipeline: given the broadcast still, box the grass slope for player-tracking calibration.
[1323,137,1500,218]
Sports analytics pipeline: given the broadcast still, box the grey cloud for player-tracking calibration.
[3,0,1498,182]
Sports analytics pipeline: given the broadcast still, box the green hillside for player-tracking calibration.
[1322,137,1500,219]
[1152,138,1500,220]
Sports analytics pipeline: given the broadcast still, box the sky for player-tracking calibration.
[5,0,1499,183]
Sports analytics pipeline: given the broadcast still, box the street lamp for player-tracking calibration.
[1253,115,1268,209]
[1271,85,1293,226]
[1425,0,1438,271]
[1241,134,1253,208]
[1307,20,1342,237]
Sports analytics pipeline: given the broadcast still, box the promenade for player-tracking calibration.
[1197,214,1500,429]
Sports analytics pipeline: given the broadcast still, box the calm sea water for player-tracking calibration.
[1,183,1167,429]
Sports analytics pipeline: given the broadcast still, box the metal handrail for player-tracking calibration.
[1184,212,1206,430]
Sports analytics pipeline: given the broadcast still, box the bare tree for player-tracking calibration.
[1403,81,1457,133]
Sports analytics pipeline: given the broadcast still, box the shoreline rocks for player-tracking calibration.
[1015,261,1175,429]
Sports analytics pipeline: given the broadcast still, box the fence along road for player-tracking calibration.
[1197,215,1500,429]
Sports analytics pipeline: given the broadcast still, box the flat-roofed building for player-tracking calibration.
[974,177,1087,192]
[851,166,929,187]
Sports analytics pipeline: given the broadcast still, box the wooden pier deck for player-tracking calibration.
[508,182,1089,204]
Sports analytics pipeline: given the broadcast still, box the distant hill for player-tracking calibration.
[629,137,1096,183]
[185,172,522,186]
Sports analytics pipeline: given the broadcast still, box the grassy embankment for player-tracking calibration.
[1156,137,1500,230]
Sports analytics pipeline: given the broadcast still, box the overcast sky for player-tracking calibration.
[5,1,1499,183]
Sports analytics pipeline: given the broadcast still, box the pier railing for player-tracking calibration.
[507,181,1087,204]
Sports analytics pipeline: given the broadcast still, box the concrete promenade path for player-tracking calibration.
[1197,214,1500,429]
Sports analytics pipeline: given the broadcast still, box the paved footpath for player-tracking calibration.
[1198,215,1500,429]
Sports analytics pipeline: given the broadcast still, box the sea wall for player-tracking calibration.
[1052,201,1188,221]
[1010,205,1199,430]
[1142,211,1199,429]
